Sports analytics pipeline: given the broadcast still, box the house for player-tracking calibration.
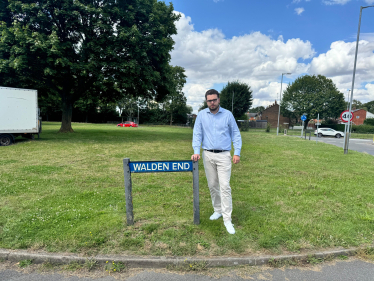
[247,112,259,121]
[366,111,374,119]
[260,101,290,128]
[352,109,367,125]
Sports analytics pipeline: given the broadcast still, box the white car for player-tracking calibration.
[314,128,345,138]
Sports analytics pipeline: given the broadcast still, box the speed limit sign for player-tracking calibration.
[340,110,354,122]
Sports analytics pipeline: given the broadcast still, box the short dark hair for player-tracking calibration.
[205,89,219,100]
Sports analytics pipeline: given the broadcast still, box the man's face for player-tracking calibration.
[206,94,220,111]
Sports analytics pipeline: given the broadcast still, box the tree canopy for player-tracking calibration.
[220,81,253,120]
[280,75,345,126]
[248,106,265,113]
[0,0,181,132]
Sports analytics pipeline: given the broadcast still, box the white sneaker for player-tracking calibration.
[224,221,235,234]
[209,212,222,220]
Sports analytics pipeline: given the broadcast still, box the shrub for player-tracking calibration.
[266,122,271,133]
[320,123,346,131]
[240,121,250,132]
[364,119,374,126]
[352,125,374,134]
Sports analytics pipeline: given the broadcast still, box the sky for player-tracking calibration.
[168,0,374,113]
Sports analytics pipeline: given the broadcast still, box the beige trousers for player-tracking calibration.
[203,150,232,222]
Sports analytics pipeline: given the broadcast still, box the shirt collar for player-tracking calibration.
[206,106,223,114]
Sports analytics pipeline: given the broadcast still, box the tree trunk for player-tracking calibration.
[59,93,74,132]
[170,110,173,126]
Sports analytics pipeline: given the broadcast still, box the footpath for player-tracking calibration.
[1,247,374,280]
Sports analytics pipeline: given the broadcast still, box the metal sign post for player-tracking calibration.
[300,115,307,138]
[123,159,200,225]
[316,113,320,144]
[341,110,354,154]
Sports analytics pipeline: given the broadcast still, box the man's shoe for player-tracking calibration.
[209,212,222,220]
[224,221,235,234]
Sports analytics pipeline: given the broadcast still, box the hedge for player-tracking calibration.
[352,125,374,134]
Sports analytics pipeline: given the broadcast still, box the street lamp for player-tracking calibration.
[277,73,292,136]
[344,5,374,154]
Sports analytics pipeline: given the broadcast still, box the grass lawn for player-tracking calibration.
[1,122,374,257]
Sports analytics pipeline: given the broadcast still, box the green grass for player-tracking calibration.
[1,122,374,256]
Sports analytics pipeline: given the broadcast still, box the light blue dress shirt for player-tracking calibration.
[192,106,242,156]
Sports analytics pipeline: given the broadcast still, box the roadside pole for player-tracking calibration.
[300,115,307,138]
[316,113,319,144]
[301,121,304,138]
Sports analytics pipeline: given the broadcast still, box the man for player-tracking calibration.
[191,89,242,234]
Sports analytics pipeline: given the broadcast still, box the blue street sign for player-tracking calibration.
[129,160,193,173]
[301,115,307,121]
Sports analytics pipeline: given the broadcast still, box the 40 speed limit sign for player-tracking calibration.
[340,110,354,122]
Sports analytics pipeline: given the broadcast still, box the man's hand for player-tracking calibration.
[191,154,200,162]
[233,155,240,164]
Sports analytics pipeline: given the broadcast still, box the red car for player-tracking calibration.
[117,121,138,127]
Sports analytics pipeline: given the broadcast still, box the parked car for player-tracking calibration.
[117,121,138,127]
[314,128,344,138]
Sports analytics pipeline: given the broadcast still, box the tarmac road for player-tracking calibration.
[293,135,374,156]
[1,258,374,281]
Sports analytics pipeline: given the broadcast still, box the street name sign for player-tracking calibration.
[130,160,193,173]
[123,159,199,226]
[340,110,354,123]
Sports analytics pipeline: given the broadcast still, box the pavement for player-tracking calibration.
[1,249,374,280]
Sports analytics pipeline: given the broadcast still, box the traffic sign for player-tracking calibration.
[301,115,307,121]
[340,110,354,123]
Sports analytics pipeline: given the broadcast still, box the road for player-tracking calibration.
[1,258,374,281]
[293,135,374,156]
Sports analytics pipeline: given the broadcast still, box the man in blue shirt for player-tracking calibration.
[191,89,242,234]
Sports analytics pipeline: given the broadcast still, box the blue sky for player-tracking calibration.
[168,0,374,113]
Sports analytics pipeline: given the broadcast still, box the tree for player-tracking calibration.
[351,99,365,110]
[363,100,374,113]
[280,75,345,128]
[198,100,208,112]
[162,66,187,125]
[0,0,180,132]
[248,106,265,113]
[220,81,253,120]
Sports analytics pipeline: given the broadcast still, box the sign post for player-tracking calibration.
[316,113,320,144]
[123,159,199,225]
[341,110,354,154]
[300,114,307,138]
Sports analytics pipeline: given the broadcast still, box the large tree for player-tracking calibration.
[281,75,345,127]
[0,0,180,132]
[162,66,187,125]
[363,100,374,113]
[220,81,253,120]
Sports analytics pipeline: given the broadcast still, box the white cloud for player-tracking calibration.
[309,40,374,103]
[295,7,305,15]
[365,0,374,4]
[171,12,314,112]
[171,12,374,113]
[323,0,350,5]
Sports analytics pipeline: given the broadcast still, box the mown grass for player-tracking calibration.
[1,122,374,257]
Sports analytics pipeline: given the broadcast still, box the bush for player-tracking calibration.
[352,125,374,134]
[320,123,346,131]
[240,121,250,132]
[364,119,374,126]
[266,122,271,133]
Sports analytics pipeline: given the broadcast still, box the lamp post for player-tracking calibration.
[232,92,234,113]
[344,5,374,154]
[277,73,292,136]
